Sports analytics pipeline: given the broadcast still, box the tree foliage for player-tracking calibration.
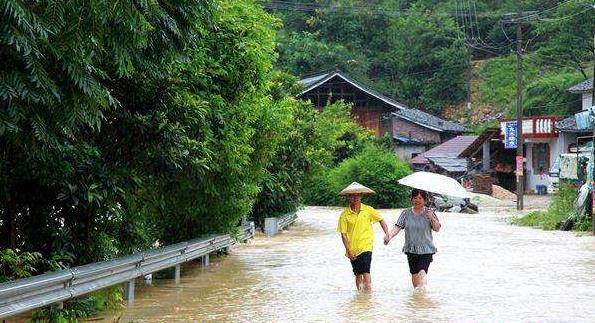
[534,0,594,78]
[269,0,594,117]
[0,0,286,265]
[307,144,412,208]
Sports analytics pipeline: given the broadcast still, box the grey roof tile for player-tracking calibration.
[426,156,468,173]
[394,109,469,132]
[299,73,331,88]
[568,78,593,93]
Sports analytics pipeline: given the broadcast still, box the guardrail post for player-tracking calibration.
[174,264,181,284]
[242,221,255,242]
[264,217,279,236]
[201,254,210,266]
[123,279,135,305]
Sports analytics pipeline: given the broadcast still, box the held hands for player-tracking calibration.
[383,234,391,245]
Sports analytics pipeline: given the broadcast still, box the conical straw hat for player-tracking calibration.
[338,182,376,196]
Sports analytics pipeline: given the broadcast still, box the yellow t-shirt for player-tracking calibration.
[336,203,383,256]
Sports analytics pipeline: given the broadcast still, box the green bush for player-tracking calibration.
[252,99,374,223]
[307,145,412,208]
[573,215,593,232]
[511,182,577,230]
[31,285,123,322]
[0,249,45,283]
[250,99,315,227]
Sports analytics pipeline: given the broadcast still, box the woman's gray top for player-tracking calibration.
[396,207,437,254]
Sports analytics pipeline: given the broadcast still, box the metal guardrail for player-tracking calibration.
[264,212,298,236]
[277,212,298,231]
[0,224,254,319]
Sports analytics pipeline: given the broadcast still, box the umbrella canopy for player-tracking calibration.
[398,171,471,198]
[338,182,376,196]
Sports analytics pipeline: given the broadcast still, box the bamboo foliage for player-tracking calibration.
[0,0,212,138]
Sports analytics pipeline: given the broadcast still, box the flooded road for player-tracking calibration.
[115,204,595,322]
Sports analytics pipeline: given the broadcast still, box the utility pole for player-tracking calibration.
[501,10,536,211]
[591,21,595,234]
[466,48,472,119]
[515,12,524,211]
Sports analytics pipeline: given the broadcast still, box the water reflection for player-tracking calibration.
[406,288,439,310]
[111,206,595,322]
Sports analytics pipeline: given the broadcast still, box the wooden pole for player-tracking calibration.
[516,13,524,210]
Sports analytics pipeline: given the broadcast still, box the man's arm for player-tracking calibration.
[341,233,356,260]
[379,219,390,245]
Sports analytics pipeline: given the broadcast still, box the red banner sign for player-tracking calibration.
[516,156,524,176]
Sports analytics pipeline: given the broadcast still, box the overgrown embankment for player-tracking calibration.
[511,183,592,231]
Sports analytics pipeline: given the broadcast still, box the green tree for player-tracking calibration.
[143,0,286,242]
[385,4,468,112]
[535,0,594,78]
[250,99,316,227]
[0,0,287,265]
[1,0,213,261]
[277,31,368,77]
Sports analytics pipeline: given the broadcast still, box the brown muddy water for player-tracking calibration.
[108,204,595,322]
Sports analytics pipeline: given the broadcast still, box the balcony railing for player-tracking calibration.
[500,116,560,138]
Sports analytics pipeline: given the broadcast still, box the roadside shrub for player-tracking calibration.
[307,145,412,208]
[511,182,577,230]
[31,286,123,323]
[0,249,45,283]
[573,215,593,232]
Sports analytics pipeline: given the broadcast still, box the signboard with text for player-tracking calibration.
[504,121,517,149]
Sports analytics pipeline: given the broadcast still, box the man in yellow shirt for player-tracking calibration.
[337,182,390,291]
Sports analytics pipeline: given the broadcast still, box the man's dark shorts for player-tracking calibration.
[350,251,372,275]
[406,252,433,274]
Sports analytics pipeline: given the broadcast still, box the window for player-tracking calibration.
[532,143,550,174]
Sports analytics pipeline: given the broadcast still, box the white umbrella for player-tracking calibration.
[398,171,471,199]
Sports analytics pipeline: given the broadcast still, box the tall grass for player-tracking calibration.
[511,182,577,230]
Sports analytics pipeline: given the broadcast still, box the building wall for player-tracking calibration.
[524,138,558,193]
[394,145,427,162]
[582,93,593,111]
[392,118,441,144]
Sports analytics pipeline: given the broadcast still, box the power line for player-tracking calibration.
[264,0,592,22]
[514,0,576,21]
[455,0,513,51]
[537,6,593,22]
[262,0,509,18]
[500,22,514,43]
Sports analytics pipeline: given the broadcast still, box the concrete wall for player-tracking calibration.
[582,93,593,111]
[395,145,427,162]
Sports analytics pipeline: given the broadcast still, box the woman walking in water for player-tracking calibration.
[385,189,441,288]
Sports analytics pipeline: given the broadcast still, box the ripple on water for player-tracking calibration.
[114,206,595,322]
